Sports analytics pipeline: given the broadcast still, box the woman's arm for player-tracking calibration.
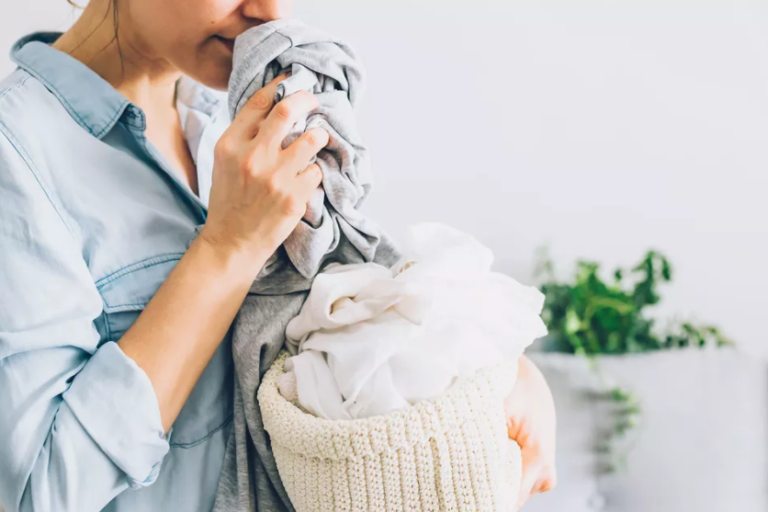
[0,74,328,512]
[119,73,329,431]
[505,354,558,510]
[0,126,166,511]
[115,229,264,432]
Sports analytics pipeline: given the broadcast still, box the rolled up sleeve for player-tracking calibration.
[0,131,169,512]
[62,342,170,488]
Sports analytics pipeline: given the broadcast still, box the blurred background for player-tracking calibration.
[2,1,766,510]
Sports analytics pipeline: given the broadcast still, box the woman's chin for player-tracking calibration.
[184,57,233,92]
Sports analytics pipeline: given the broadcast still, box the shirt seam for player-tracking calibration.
[95,253,186,289]
[274,27,297,47]
[101,304,113,341]
[0,78,78,240]
[94,101,132,138]
[169,413,234,449]
[15,59,96,135]
[0,74,31,103]
[16,56,131,138]
[105,301,153,309]
[97,253,184,345]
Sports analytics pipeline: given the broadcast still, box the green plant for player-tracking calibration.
[591,385,642,474]
[534,248,734,473]
[535,248,733,356]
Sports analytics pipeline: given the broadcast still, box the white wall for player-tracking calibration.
[0,0,75,67]
[3,0,767,356]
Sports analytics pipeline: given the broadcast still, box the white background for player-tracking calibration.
[2,0,766,357]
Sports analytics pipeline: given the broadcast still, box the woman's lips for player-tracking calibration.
[215,36,235,54]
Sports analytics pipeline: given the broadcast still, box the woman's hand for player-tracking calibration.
[201,72,329,266]
[119,74,330,430]
[505,355,558,510]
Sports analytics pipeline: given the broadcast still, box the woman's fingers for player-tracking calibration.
[534,473,557,494]
[256,90,321,150]
[229,72,290,141]
[515,441,558,510]
[281,127,330,176]
[516,444,544,509]
[294,163,324,203]
[505,355,558,510]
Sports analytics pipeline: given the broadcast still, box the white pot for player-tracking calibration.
[523,348,768,512]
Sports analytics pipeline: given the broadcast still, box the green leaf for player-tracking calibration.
[565,308,582,334]
[536,247,734,357]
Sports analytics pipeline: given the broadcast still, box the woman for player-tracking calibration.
[0,0,556,511]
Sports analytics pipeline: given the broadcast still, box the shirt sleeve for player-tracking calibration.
[0,130,170,512]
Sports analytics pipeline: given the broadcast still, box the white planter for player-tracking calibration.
[523,349,768,512]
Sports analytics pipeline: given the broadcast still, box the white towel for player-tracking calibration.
[278,222,548,420]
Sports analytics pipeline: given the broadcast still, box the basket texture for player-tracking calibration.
[258,351,522,511]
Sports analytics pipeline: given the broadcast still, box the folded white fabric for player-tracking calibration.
[278,222,548,420]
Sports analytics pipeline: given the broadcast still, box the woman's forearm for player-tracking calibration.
[117,76,330,433]
[118,236,270,432]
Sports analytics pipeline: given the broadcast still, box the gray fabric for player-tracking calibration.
[213,18,402,512]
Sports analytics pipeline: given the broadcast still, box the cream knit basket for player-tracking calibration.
[258,351,523,512]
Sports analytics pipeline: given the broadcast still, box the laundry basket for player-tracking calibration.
[258,351,522,512]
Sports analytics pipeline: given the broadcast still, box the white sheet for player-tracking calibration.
[278,222,548,420]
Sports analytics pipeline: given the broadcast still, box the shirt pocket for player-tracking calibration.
[95,253,233,447]
[96,253,184,341]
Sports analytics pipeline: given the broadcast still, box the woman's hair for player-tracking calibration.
[65,0,125,76]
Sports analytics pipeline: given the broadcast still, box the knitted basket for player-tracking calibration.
[258,351,522,512]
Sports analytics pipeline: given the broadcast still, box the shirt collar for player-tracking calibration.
[10,32,225,139]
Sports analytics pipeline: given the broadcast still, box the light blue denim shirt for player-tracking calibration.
[0,33,234,512]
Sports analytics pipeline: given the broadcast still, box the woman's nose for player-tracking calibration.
[241,0,292,22]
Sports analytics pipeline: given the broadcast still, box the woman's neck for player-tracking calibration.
[53,0,181,117]
[53,0,199,195]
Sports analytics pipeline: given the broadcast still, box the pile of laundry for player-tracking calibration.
[216,17,547,512]
[277,221,548,420]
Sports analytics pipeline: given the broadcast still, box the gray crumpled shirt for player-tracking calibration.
[212,18,401,512]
